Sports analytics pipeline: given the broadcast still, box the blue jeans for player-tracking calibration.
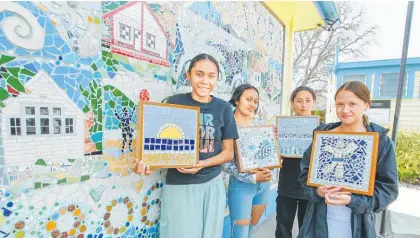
[228,176,270,238]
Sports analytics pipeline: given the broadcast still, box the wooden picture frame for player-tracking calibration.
[235,125,282,173]
[137,101,200,169]
[307,131,380,196]
[276,116,320,158]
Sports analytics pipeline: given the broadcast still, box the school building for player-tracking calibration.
[328,57,420,130]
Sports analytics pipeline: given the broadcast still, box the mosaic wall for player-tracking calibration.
[0,1,284,237]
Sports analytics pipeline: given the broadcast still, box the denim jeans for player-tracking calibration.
[228,176,270,238]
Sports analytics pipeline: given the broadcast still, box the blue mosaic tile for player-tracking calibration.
[53,75,65,89]
[0,35,14,51]
[40,63,53,74]
[91,132,102,143]
[61,44,72,55]
[107,71,116,78]
[120,62,135,72]
[14,48,30,56]
[79,57,94,66]
[23,63,37,73]
[45,46,63,56]
[32,51,41,57]
[93,72,102,79]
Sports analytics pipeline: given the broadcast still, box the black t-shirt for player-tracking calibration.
[165,93,239,185]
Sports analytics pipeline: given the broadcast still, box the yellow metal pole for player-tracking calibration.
[281,18,294,115]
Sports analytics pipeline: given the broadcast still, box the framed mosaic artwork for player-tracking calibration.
[235,125,281,172]
[138,101,200,169]
[307,131,380,196]
[276,116,319,158]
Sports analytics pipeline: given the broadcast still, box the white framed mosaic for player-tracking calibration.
[276,116,319,158]
[235,125,281,172]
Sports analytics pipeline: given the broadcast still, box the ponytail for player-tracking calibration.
[363,114,370,127]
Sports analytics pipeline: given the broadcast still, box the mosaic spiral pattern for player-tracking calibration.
[101,197,134,235]
[44,204,88,237]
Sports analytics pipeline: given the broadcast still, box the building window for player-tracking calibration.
[53,118,62,134]
[53,107,61,116]
[379,73,408,97]
[134,29,141,39]
[342,75,366,84]
[25,107,35,115]
[65,118,74,134]
[40,118,50,134]
[119,22,132,41]
[40,107,49,115]
[10,118,22,136]
[146,33,156,49]
[14,106,74,136]
[26,118,36,135]
[53,107,62,134]
[25,106,36,135]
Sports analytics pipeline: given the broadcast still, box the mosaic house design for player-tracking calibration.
[277,116,319,157]
[308,132,379,196]
[235,126,281,172]
[139,102,199,168]
[0,1,284,236]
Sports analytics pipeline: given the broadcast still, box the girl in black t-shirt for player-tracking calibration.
[134,54,238,238]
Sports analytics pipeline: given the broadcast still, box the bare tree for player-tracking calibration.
[293,2,378,94]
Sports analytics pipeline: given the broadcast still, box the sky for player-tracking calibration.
[356,1,420,61]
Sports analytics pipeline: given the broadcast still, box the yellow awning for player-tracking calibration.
[262,1,332,32]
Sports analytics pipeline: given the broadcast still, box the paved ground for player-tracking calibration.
[253,213,298,238]
[387,186,420,237]
[253,186,420,238]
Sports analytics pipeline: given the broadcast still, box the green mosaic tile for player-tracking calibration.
[0,55,15,65]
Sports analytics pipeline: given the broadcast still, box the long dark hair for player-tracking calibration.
[187,53,220,79]
[335,81,371,126]
[229,83,260,113]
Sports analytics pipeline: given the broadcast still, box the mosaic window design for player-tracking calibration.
[53,108,61,116]
[134,29,141,40]
[308,132,379,196]
[236,126,281,172]
[40,107,49,116]
[139,102,200,168]
[119,22,132,41]
[10,105,74,137]
[277,116,319,157]
[25,107,35,115]
[9,118,21,136]
[146,33,156,49]
[65,118,74,134]
[26,118,36,135]
[25,107,36,135]
[53,118,62,134]
[40,118,50,134]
